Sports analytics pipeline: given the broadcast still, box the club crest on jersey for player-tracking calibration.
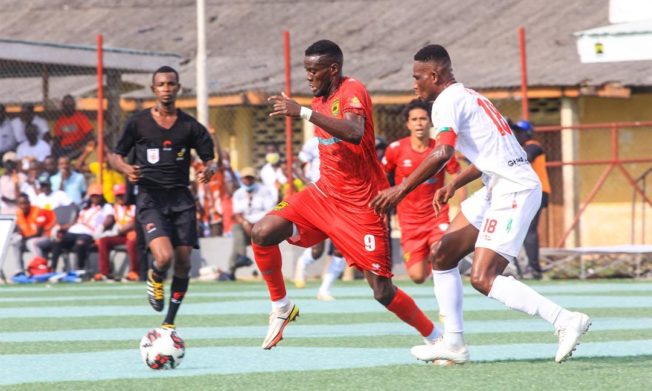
[403,252,411,263]
[147,148,159,164]
[176,148,186,161]
[331,99,340,116]
[350,96,362,108]
[274,201,289,211]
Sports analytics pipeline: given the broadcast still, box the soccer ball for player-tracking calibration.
[139,328,186,370]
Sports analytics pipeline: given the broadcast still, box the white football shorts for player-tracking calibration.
[461,184,542,261]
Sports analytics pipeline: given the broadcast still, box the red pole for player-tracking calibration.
[283,30,294,197]
[611,123,618,162]
[556,165,615,247]
[97,34,104,189]
[518,27,529,121]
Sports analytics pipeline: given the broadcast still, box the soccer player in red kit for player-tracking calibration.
[253,40,439,350]
[382,99,460,284]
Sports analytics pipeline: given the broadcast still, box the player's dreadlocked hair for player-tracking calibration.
[402,99,432,121]
[152,65,179,83]
[305,40,343,66]
[414,44,452,71]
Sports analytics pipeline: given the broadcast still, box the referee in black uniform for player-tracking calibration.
[109,66,219,329]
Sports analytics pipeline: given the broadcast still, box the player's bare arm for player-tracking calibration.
[107,151,141,183]
[371,144,454,214]
[268,92,364,144]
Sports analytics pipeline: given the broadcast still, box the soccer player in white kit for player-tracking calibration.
[371,44,590,364]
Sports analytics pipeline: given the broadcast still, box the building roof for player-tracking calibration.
[574,19,652,37]
[0,38,181,78]
[0,0,651,100]
[575,19,652,63]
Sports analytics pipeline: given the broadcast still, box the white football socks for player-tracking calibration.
[271,296,290,310]
[488,275,567,326]
[294,248,316,282]
[318,255,346,295]
[424,322,442,344]
[432,267,465,348]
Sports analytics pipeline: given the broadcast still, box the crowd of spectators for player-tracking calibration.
[0,99,308,284]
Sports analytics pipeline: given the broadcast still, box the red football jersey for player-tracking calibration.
[383,137,460,226]
[311,77,388,210]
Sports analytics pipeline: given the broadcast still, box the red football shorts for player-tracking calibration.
[270,184,392,278]
[400,219,449,269]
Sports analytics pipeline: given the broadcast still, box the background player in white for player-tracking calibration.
[293,136,346,300]
[372,44,590,364]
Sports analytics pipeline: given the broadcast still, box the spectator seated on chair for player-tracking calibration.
[49,184,113,274]
[32,173,73,212]
[11,103,50,144]
[7,193,54,279]
[226,167,276,280]
[94,184,139,281]
[0,152,27,214]
[16,123,51,163]
[0,104,18,158]
[52,95,94,160]
[49,156,87,206]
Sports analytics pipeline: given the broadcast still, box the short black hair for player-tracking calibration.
[17,193,30,202]
[305,40,343,65]
[414,44,452,70]
[152,66,179,83]
[402,99,432,121]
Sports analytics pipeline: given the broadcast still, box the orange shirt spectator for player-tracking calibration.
[53,95,95,160]
[54,111,93,148]
[7,194,54,276]
[16,203,55,238]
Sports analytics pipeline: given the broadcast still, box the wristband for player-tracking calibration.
[300,106,313,121]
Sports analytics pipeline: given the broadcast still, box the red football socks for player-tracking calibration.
[252,243,286,301]
[386,287,435,337]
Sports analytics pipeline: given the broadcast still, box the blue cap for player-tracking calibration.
[516,120,534,133]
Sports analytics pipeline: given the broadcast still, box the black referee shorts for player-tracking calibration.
[136,187,199,249]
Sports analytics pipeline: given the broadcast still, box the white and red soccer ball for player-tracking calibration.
[139,328,186,370]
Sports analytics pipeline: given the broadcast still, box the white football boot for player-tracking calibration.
[262,301,300,350]
[554,312,591,363]
[411,337,470,365]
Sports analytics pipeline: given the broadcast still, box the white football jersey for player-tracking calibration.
[298,136,320,182]
[432,83,539,194]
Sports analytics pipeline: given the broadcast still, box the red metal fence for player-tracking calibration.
[536,121,652,247]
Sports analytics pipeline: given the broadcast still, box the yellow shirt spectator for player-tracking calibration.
[89,161,125,203]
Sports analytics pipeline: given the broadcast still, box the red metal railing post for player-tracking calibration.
[556,165,615,247]
[611,123,618,162]
[543,121,652,247]
[283,30,294,197]
[97,34,104,189]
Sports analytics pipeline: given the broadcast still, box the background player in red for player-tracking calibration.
[252,40,439,351]
[382,99,460,284]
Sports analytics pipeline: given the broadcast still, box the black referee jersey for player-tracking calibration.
[114,108,215,190]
